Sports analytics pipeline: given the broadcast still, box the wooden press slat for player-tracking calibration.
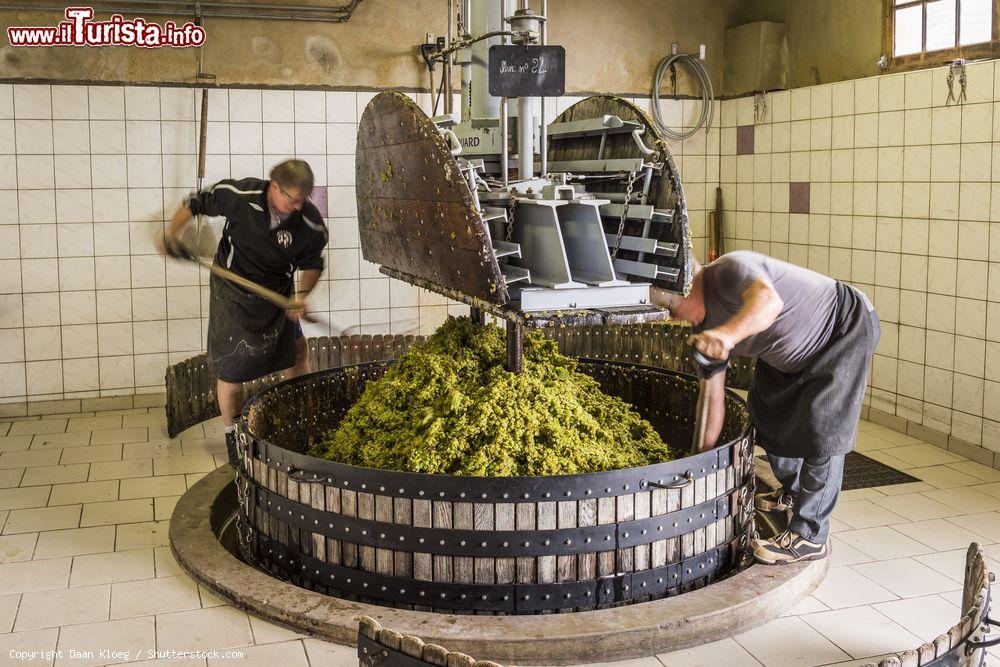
[412,499,433,583]
[577,498,597,583]
[495,503,515,584]
[432,500,454,586]
[358,492,376,573]
[556,500,577,583]
[375,494,394,576]
[597,496,616,578]
[516,502,536,584]
[473,503,496,587]
[453,502,474,585]
[616,493,635,576]
[324,485,342,567]
[650,487,667,568]
[341,489,358,568]
[633,490,651,574]
[536,501,557,589]
[693,475,707,558]
[394,497,413,582]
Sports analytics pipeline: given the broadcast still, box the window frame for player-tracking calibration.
[883,0,1000,72]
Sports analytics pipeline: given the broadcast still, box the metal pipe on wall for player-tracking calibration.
[445,0,454,115]
[470,0,502,120]
[499,0,509,184]
[539,0,547,176]
[517,95,533,180]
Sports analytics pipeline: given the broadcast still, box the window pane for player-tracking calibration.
[960,0,992,44]
[895,5,924,55]
[926,0,957,50]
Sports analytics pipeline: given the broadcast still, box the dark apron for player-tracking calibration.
[206,271,296,383]
[748,282,880,459]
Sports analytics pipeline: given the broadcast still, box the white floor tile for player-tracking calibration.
[734,616,851,667]
[834,526,935,560]
[831,500,907,529]
[863,450,916,471]
[33,526,115,559]
[206,640,308,667]
[872,481,936,496]
[916,548,994,583]
[948,460,1000,482]
[800,605,923,659]
[873,594,960,642]
[302,637,358,665]
[657,637,763,666]
[851,557,962,597]
[0,532,37,563]
[895,518,992,550]
[248,615,307,644]
[869,493,960,521]
[14,584,110,630]
[781,595,830,617]
[828,537,873,567]
[0,628,59,663]
[55,616,155,667]
[947,511,1000,543]
[110,575,201,619]
[811,565,899,609]
[911,464,985,489]
[0,556,71,594]
[921,487,1000,513]
[888,444,964,467]
[155,606,253,653]
[70,548,154,586]
[0,593,19,632]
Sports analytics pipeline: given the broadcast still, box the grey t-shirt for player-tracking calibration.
[697,251,843,373]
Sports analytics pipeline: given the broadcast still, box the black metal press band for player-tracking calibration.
[252,531,738,613]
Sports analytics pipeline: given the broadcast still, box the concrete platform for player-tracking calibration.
[170,465,828,666]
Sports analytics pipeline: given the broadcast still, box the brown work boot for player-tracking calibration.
[753,530,827,565]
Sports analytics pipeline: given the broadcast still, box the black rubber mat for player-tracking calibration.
[841,450,919,491]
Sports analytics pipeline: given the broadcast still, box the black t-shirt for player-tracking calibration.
[187,177,327,294]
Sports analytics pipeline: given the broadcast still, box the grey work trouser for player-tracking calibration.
[766,453,845,544]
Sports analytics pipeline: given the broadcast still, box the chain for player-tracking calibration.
[233,429,256,564]
[737,435,758,569]
[946,60,968,106]
[505,195,518,243]
[610,171,637,260]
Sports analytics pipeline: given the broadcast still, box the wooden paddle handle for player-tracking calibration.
[190,256,324,325]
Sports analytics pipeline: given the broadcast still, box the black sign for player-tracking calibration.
[488,45,565,97]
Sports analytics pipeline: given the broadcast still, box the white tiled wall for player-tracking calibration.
[0,84,481,405]
[0,84,715,406]
[717,59,1000,453]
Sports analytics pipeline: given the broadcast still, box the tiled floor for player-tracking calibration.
[0,414,998,667]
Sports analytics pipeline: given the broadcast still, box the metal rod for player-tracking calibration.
[445,0,454,115]
[499,0,509,185]
[539,0,547,176]
[506,320,523,372]
[517,95,533,180]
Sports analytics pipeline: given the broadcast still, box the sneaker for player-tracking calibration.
[753,530,827,565]
[225,430,238,468]
[755,489,794,513]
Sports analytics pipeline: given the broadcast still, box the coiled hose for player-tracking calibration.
[651,52,715,141]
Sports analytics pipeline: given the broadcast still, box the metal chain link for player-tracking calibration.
[233,430,256,564]
[610,171,637,260]
[505,195,518,243]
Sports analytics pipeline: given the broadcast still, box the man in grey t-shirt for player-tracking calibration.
[654,251,879,565]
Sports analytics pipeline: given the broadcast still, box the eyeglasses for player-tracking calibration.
[275,183,306,208]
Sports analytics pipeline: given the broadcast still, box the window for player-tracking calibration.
[884,0,999,69]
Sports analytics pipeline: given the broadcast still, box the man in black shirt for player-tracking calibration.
[158,159,327,466]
